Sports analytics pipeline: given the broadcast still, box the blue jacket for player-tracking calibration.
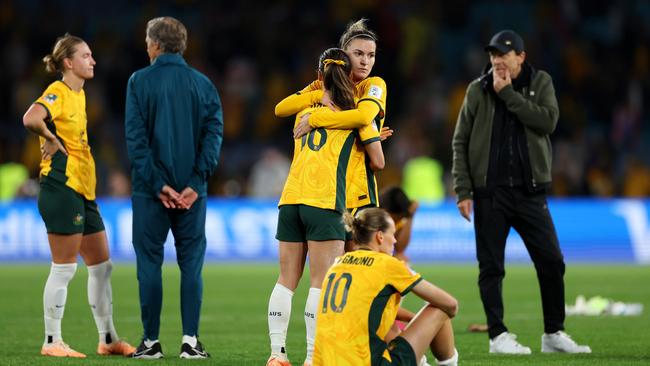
[125,53,223,198]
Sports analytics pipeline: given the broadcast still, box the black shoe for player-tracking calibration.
[179,340,209,359]
[132,340,164,359]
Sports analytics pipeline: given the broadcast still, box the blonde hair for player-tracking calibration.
[146,16,187,54]
[339,18,378,50]
[42,33,85,74]
[342,208,391,245]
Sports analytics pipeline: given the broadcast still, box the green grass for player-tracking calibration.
[0,263,649,365]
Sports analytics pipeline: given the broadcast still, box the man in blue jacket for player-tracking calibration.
[125,16,223,359]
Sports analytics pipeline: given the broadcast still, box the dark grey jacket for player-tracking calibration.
[452,65,559,202]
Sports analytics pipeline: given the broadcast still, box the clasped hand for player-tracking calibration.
[158,185,198,210]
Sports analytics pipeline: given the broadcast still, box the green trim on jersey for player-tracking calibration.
[335,133,357,212]
[362,136,381,145]
[368,285,398,366]
[400,277,423,296]
[365,157,378,206]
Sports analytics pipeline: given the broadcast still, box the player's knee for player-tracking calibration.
[51,262,77,283]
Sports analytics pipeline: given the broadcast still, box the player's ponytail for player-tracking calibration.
[318,48,355,111]
[343,208,392,245]
[43,33,85,74]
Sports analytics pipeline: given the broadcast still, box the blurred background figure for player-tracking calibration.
[247,148,290,199]
[380,186,419,262]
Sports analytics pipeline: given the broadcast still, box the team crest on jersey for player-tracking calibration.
[73,213,84,226]
[44,93,58,105]
[367,85,383,99]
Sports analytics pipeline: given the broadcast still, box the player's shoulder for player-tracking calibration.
[40,81,68,105]
[358,77,387,101]
[44,80,67,95]
[358,76,387,89]
[296,105,319,120]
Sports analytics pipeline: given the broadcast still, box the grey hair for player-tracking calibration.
[146,16,187,54]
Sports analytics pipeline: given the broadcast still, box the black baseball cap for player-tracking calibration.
[485,30,524,54]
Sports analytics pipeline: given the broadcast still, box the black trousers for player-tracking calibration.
[473,186,566,338]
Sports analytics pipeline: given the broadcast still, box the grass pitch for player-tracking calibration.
[0,263,648,365]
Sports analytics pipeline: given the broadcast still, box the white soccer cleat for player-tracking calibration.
[489,332,532,354]
[541,331,591,353]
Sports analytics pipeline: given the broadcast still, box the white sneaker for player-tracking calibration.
[541,331,591,353]
[489,332,532,354]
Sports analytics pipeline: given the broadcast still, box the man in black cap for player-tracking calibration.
[452,30,591,354]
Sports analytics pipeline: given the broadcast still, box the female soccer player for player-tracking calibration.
[313,208,459,366]
[22,34,135,358]
[277,18,390,234]
[267,47,384,366]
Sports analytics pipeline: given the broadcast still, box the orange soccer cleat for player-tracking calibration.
[97,339,137,356]
[266,355,292,366]
[41,340,87,358]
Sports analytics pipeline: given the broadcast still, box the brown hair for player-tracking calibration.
[146,16,187,54]
[318,48,355,110]
[42,33,85,74]
[343,208,392,245]
[339,18,378,50]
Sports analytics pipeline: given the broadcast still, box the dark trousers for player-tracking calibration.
[132,196,207,340]
[473,186,566,338]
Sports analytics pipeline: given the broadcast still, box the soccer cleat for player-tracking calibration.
[97,340,137,356]
[131,340,164,359]
[41,340,87,358]
[541,331,591,353]
[266,355,292,366]
[489,332,532,354]
[179,340,209,359]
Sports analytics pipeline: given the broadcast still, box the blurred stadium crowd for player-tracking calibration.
[0,0,648,200]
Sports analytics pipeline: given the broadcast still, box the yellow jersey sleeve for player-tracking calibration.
[357,77,387,116]
[308,76,387,130]
[275,90,324,117]
[300,80,323,93]
[35,83,65,121]
[357,121,381,144]
[385,256,422,295]
[308,101,379,129]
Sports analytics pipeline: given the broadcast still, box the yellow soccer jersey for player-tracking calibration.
[277,77,388,209]
[35,81,97,200]
[346,76,387,208]
[313,250,422,366]
[345,122,381,209]
[356,76,388,131]
[279,106,358,212]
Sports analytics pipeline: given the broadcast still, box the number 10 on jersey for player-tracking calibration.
[321,272,352,313]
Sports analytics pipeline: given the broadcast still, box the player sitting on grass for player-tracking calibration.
[313,208,459,366]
